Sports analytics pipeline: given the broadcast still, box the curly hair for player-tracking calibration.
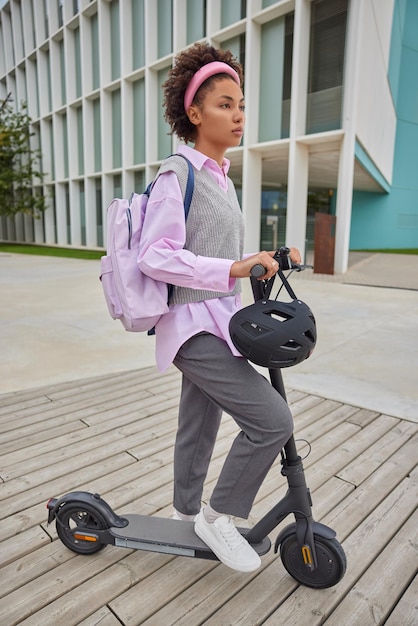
[162,43,244,143]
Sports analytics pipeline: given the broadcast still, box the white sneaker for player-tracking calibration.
[194,510,261,572]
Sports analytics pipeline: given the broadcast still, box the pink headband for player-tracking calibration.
[184,61,240,112]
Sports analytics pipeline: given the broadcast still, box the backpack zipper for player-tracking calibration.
[126,207,132,249]
[127,193,135,249]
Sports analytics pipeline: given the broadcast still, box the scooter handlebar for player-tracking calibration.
[250,246,313,277]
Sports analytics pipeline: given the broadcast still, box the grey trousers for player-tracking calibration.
[172,333,293,519]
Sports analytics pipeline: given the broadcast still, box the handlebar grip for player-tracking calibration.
[250,264,266,278]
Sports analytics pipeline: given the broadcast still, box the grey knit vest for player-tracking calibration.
[157,155,244,304]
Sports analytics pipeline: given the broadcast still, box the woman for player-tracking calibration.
[138,43,300,572]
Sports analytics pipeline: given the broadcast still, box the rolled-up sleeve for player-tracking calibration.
[138,171,236,293]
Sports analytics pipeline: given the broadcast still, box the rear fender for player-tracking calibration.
[47,491,128,528]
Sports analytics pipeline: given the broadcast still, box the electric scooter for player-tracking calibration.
[47,248,347,589]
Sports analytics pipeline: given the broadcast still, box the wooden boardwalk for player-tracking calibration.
[0,366,416,626]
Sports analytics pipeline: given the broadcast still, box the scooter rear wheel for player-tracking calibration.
[280,533,346,588]
[55,502,108,554]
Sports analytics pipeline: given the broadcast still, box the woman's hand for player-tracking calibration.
[288,247,301,265]
[230,247,302,279]
[230,251,279,279]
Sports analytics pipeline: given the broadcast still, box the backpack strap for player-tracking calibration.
[145,153,194,218]
[146,153,195,334]
[175,154,194,218]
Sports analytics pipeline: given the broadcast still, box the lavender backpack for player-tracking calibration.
[100,155,194,332]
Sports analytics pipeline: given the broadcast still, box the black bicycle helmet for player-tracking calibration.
[229,298,317,368]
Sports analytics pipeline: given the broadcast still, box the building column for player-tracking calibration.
[334,130,355,273]
[334,0,363,273]
[285,0,311,258]
[286,140,309,255]
[242,148,262,254]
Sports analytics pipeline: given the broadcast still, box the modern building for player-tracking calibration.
[0,0,417,272]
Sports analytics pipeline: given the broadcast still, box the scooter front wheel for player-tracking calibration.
[280,533,346,589]
[55,501,108,555]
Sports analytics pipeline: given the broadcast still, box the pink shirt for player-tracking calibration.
[138,145,245,372]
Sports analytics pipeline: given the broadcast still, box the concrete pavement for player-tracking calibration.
[1,251,417,422]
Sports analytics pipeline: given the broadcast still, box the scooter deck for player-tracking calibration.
[110,514,271,560]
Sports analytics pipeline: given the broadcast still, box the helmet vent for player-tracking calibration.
[304,329,316,342]
[283,339,302,351]
[268,312,290,323]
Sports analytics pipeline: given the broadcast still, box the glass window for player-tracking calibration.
[306,0,348,134]
[52,188,57,243]
[59,39,66,104]
[95,178,103,247]
[134,170,145,192]
[258,17,285,142]
[113,174,122,198]
[93,98,102,172]
[187,0,206,44]
[111,0,121,81]
[112,89,122,169]
[132,0,145,69]
[43,0,49,39]
[157,0,172,58]
[221,0,245,28]
[281,12,294,139]
[158,68,171,159]
[65,183,71,244]
[77,106,84,175]
[222,33,245,70]
[74,27,82,98]
[133,78,146,164]
[260,188,288,250]
[48,118,55,180]
[79,181,86,245]
[57,0,63,29]
[91,13,100,91]
[24,0,36,54]
[257,13,293,141]
[62,113,69,178]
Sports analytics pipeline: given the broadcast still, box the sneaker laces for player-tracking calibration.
[217,517,248,550]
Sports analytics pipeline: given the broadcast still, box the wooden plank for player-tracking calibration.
[0,390,180,461]
[12,551,175,626]
[323,435,418,537]
[0,420,88,460]
[295,402,361,442]
[0,546,133,625]
[384,574,418,626]
[0,387,154,435]
[336,419,418,487]
[77,606,123,626]
[291,398,343,430]
[323,513,418,625]
[0,402,179,481]
[300,414,399,490]
[0,539,76,599]
[0,525,51,568]
[109,556,218,624]
[0,451,137,520]
[0,367,177,419]
[345,407,380,427]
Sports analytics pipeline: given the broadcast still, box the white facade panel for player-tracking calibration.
[351,0,396,184]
